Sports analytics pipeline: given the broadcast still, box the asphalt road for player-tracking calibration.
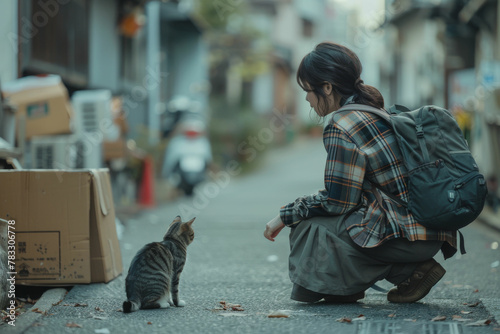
[4,138,500,333]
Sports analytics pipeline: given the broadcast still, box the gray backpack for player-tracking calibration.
[338,104,488,253]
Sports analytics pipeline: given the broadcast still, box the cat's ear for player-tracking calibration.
[169,215,182,227]
[186,217,195,227]
[181,217,195,231]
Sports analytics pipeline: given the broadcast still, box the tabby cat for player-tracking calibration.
[123,216,195,313]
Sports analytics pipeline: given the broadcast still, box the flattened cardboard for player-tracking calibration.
[4,82,73,140]
[0,169,122,285]
[103,139,127,161]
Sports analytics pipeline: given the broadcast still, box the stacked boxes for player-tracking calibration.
[2,76,129,168]
[0,76,127,285]
[2,75,73,141]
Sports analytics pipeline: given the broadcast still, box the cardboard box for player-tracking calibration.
[3,76,73,140]
[0,169,122,285]
[103,139,127,161]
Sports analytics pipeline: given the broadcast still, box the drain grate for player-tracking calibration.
[357,321,463,334]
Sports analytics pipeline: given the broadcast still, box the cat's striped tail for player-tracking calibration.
[123,300,139,313]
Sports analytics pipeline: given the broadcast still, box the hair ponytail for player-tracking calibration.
[356,83,384,109]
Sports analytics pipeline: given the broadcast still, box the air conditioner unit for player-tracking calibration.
[75,133,103,169]
[31,135,78,169]
[31,134,103,169]
[72,90,118,140]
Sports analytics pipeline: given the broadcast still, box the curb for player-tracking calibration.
[1,288,67,334]
[481,298,500,325]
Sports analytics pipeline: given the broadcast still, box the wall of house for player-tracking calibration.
[163,22,209,107]
[394,13,446,108]
[472,20,500,178]
[0,1,18,84]
[88,0,121,92]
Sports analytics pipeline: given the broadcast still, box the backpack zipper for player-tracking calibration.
[449,150,471,154]
[455,172,480,189]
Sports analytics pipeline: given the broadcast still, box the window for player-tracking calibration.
[19,0,89,86]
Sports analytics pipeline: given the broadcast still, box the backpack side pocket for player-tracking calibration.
[452,172,488,229]
[407,160,455,228]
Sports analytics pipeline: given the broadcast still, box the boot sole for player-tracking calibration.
[323,291,365,303]
[388,262,446,303]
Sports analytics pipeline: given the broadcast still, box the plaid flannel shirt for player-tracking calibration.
[280,109,457,258]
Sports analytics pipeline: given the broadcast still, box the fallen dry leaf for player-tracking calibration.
[209,307,225,312]
[95,307,104,312]
[352,315,367,322]
[268,310,290,318]
[31,308,48,315]
[465,319,492,327]
[74,303,88,307]
[432,316,446,322]
[217,301,243,312]
[336,317,352,323]
[388,313,396,318]
[231,306,244,312]
[66,322,82,328]
[473,289,479,293]
[404,319,417,322]
[467,301,481,307]
[52,300,63,306]
[147,321,152,325]
[461,311,472,314]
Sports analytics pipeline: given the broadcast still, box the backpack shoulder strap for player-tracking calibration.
[338,104,409,207]
[337,103,392,122]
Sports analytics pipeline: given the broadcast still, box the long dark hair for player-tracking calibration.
[297,42,384,112]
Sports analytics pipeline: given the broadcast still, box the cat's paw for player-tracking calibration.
[159,300,171,309]
[176,300,186,307]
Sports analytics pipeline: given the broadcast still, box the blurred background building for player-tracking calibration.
[0,0,499,211]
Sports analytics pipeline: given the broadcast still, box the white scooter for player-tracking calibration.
[161,97,212,196]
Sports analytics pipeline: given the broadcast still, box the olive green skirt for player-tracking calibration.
[288,214,443,296]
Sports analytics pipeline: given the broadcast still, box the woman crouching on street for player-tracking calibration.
[263,42,456,303]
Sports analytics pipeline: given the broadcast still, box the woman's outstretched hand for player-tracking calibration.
[264,215,286,242]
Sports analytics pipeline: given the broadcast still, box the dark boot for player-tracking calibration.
[387,258,445,303]
[291,284,326,303]
[323,291,365,303]
[292,284,365,303]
